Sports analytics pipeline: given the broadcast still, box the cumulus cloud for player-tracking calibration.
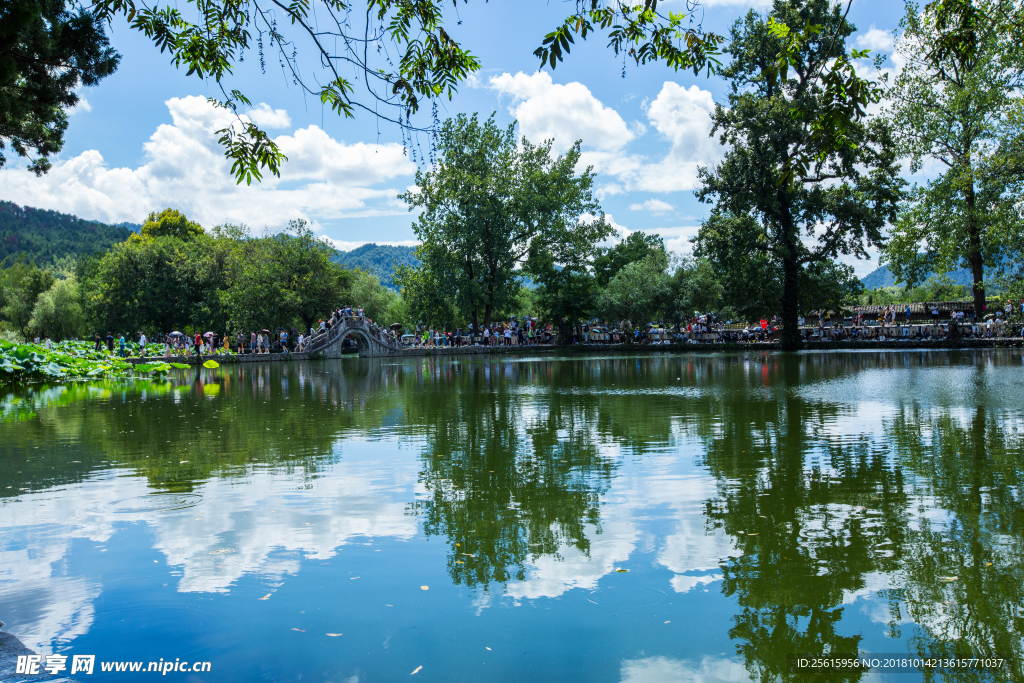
[854,25,895,52]
[490,71,634,152]
[579,82,722,193]
[488,74,723,197]
[246,102,292,128]
[630,199,674,215]
[0,96,415,230]
[634,82,722,192]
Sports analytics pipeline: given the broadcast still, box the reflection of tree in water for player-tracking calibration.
[690,354,911,683]
[0,362,409,496]
[406,360,618,588]
[886,406,1024,683]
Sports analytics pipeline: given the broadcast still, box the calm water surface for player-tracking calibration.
[2,350,1023,682]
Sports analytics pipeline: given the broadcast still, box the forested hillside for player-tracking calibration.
[332,243,418,289]
[0,202,134,264]
[861,264,998,289]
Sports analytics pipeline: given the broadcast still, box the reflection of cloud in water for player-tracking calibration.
[0,446,418,649]
[505,520,637,600]
[504,460,737,601]
[670,574,722,593]
[841,571,912,630]
[620,655,751,683]
[153,466,417,592]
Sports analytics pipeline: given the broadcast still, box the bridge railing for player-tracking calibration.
[303,316,401,353]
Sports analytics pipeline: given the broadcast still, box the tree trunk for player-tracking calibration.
[780,255,803,351]
[965,184,986,315]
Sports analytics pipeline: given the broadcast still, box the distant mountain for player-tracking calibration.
[0,201,133,265]
[333,243,419,289]
[861,264,986,289]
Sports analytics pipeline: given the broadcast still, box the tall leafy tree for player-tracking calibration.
[593,232,667,288]
[0,0,119,174]
[883,0,1023,313]
[28,274,86,340]
[222,220,351,332]
[597,254,670,327]
[85,232,229,333]
[530,249,601,343]
[401,114,610,330]
[665,257,724,321]
[694,0,903,350]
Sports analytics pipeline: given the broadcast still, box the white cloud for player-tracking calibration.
[0,96,415,230]
[579,82,723,194]
[630,199,674,215]
[69,95,92,115]
[246,102,292,129]
[490,71,634,152]
[487,75,723,197]
[854,26,895,52]
[636,83,722,191]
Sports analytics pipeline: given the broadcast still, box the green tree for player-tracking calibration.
[883,0,1023,314]
[28,274,85,340]
[0,0,120,174]
[597,254,670,327]
[401,114,609,330]
[0,256,55,335]
[593,232,667,288]
[695,0,904,350]
[797,261,863,316]
[532,261,600,344]
[222,220,350,332]
[140,208,205,241]
[665,257,724,322]
[347,268,404,327]
[393,261,462,330]
[86,231,229,334]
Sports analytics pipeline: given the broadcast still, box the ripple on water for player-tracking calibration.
[96,492,203,514]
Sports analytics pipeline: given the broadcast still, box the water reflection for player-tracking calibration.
[0,350,1021,682]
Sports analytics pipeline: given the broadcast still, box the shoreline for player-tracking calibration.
[121,337,1024,365]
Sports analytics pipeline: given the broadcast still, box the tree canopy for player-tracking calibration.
[694,0,904,350]
[0,0,119,174]
[399,114,611,330]
[882,0,1024,313]
[140,208,204,241]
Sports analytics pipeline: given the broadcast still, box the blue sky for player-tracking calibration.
[0,0,905,274]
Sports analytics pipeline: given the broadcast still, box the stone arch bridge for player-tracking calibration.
[305,316,403,358]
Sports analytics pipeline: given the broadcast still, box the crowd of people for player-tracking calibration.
[76,297,1024,359]
[396,318,554,348]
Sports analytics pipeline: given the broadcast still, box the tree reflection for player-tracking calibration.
[406,359,618,588]
[690,354,911,682]
[886,405,1024,683]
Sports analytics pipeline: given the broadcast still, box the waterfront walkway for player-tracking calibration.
[123,335,1023,366]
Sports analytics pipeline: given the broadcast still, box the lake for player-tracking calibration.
[2,349,1023,682]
